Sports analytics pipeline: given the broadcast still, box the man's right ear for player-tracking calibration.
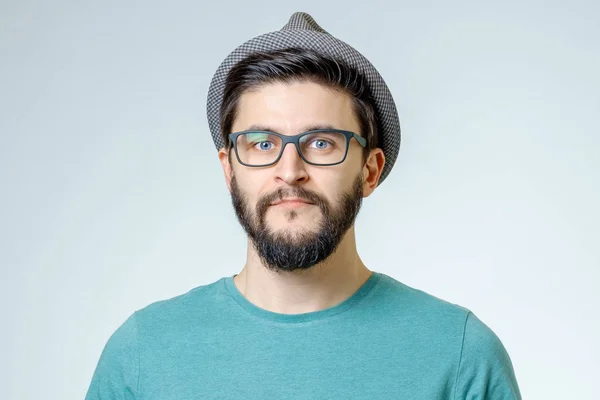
[218,147,233,193]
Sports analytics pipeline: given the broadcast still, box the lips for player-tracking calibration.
[270,198,313,206]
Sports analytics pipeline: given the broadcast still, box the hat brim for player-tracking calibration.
[206,30,401,186]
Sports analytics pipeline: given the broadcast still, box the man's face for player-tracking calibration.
[223,80,367,273]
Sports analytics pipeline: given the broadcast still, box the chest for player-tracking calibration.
[137,327,459,399]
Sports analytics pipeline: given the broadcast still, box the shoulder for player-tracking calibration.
[454,311,522,399]
[374,272,471,323]
[95,277,226,357]
[375,272,521,399]
[133,276,227,327]
[461,311,508,357]
[86,278,228,399]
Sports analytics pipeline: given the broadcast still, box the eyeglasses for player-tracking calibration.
[228,129,367,167]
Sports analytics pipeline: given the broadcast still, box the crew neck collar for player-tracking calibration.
[223,271,381,324]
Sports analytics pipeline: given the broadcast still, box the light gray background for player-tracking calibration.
[1,1,598,399]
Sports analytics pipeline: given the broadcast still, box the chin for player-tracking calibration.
[270,223,314,233]
[269,214,319,226]
[269,223,318,237]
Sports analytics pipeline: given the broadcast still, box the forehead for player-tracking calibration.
[232,80,360,134]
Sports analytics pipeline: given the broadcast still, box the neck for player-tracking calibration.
[232,225,372,315]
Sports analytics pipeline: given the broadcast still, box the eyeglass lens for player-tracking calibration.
[235,131,348,166]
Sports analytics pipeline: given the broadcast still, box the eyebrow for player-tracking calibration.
[245,124,339,133]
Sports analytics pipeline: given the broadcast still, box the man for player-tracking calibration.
[85,12,521,399]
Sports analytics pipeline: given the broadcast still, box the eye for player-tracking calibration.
[254,141,274,151]
[309,139,332,149]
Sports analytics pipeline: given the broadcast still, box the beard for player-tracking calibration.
[230,173,364,274]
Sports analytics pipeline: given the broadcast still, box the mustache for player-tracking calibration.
[256,186,328,216]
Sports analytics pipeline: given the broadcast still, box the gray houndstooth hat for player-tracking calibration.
[206,12,401,186]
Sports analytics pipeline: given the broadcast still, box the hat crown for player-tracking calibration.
[281,12,327,33]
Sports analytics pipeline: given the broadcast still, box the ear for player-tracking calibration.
[362,148,385,197]
[218,147,234,193]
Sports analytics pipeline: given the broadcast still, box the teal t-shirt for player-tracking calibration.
[85,272,521,399]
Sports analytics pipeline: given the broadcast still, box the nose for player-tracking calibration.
[273,142,309,184]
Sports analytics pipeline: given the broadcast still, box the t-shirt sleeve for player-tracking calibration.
[453,311,522,400]
[85,312,140,400]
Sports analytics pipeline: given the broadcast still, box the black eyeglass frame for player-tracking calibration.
[228,129,368,168]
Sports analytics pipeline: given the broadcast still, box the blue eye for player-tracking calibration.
[314,140,329,149]
[308,139,332,149]
[256,141,273,151]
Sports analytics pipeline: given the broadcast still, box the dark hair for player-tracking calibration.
[219,47,380,164]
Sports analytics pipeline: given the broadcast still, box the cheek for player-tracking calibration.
[234,170,268,204]
[312,176,353,206]
[312,165,356,190]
